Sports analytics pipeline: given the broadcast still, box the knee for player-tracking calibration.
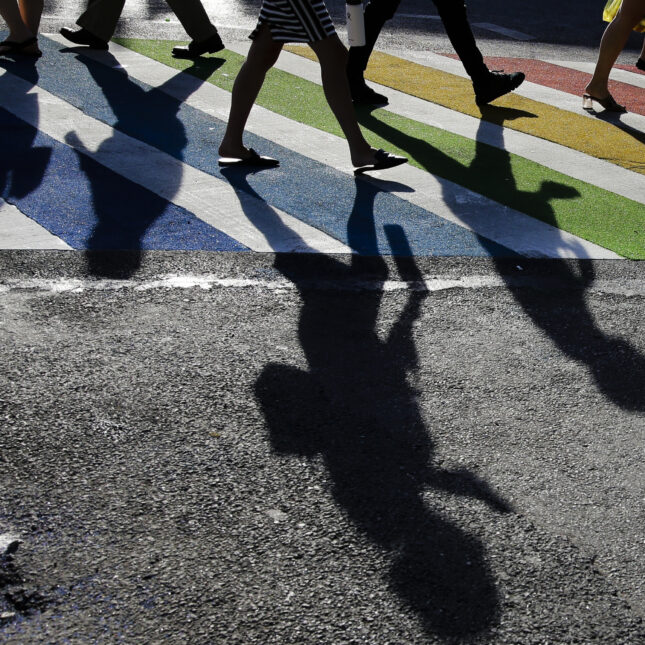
[313,35,348,66]
[616,0,645,25]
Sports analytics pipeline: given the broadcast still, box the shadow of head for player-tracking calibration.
[537,180,580,201]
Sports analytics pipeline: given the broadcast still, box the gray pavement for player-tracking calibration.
[1,252,644,643]
[2,0,645,642]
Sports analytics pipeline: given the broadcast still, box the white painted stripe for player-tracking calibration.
[231,41,644,208]
[0,69,351,255]
[0,198,72,250]
[56,36,618,259]
[472,22,535,42]
[2,274,643,296]
[388,48,645,133]
[545,58,645,89]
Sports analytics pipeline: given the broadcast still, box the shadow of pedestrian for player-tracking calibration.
[474,105,645,412]
[221,166,511,639]
[63,51,224,278]
[0,59,52,214]
[584,106,645,154]
[358,104,644,412]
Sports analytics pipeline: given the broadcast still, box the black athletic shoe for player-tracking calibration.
[636,58,645,71]
[172,32,224,59]
[59,27,108,50]
[350,81,389,106]
[473,70,525,105]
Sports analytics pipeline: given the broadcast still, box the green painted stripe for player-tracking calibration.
[115,39,644,259]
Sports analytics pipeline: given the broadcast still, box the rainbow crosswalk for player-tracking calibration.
[1,34,643,258]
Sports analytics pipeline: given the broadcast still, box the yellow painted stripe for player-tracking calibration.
[287,46,645,176]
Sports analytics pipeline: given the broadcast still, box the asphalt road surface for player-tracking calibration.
[2,253,644,643]
[2,1,645,643]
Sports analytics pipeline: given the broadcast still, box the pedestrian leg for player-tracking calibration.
[218,25,283,160]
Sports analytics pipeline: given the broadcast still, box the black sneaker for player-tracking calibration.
[172,31,224,59]
[473,70,525,105]
[636,58,645,71]
[59,27,108,50]
[350,81,389,107]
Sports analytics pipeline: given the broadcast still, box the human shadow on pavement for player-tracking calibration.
[475,105,645,412]
[585,106,645,152]
[358,105,644,412]
[0,59,52,215]
[221,167,511,639]
[64,51,223,278]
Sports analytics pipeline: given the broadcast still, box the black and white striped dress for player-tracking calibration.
[250,0,336,43]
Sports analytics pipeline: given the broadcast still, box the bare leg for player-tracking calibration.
[0,0,33,41]
[310,34,376,167]
[218,25,283,159]
[586,0,645,97]
[19,0,42,33]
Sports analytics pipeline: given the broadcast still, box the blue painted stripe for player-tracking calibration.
[0,36,517,257]
[0,106,248,251]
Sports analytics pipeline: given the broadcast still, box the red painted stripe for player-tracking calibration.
[443,55,645,116]
[615,63,645,75]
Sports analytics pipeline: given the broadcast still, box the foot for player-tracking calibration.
[350,80,389,106]
[0,36,41,57]
[218,148,279,168]
[60,27,108,50]
[473,70,525,105]
[636,58,645,72]
[172,31,224,59]
[582,90,626,113]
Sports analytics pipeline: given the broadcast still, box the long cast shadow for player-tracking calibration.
[64,50,224,278]
[359,105,644,411]
[221,167,511,639]
[0,58,52,214]
[474,106,645,412]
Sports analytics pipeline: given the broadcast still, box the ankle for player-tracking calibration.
[8,28,34,43]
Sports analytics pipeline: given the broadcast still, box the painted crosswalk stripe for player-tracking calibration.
[0,70,350,254]
[0,197,71,250]
[449,55,645,116]
[1,35,637,258]
[544,58,645,89]
[2,42,511,258]
[47,35,621,259]
[289,46,645,175]
[375,48,645,135]
[239,43,644,206]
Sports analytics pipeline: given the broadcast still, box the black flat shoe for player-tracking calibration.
[172,32,224,59]
[0,37,41,57]
[59,27,108,50]
[582,92,626,113]
[218,148,279,168]
[636,58,645,72]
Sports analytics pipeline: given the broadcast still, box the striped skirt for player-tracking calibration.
[250,0,336,43]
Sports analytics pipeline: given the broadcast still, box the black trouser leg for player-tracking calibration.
[432,0,488,81]
[347,0,401,79]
